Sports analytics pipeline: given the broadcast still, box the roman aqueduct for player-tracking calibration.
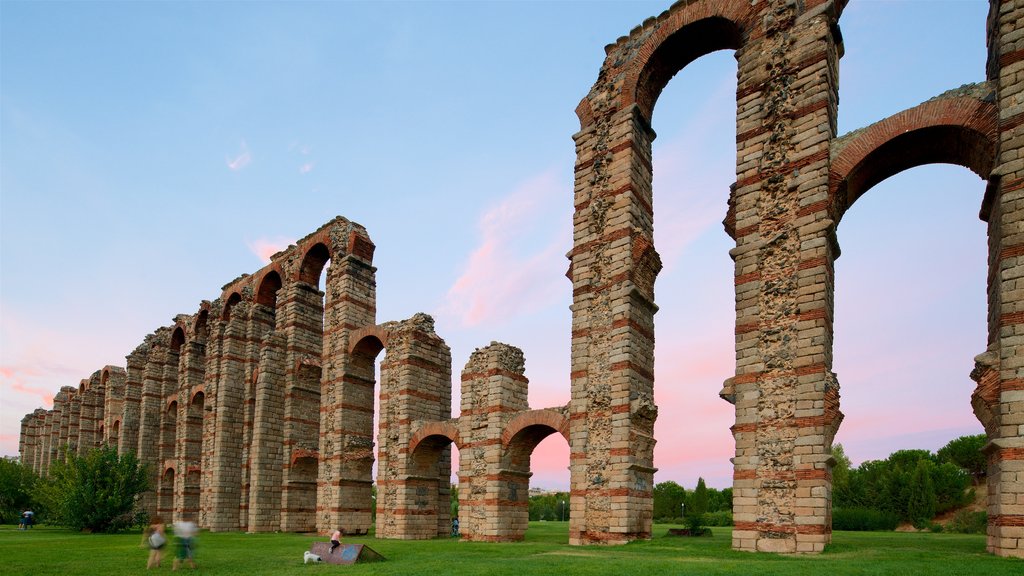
[18,0,1024,557]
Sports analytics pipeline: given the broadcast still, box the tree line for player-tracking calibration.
[2,433,989,533]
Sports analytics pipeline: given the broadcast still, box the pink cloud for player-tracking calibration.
[226,139,252,171]
[443,170,570,327]
[245,236,295,264]
[299,162,314,174]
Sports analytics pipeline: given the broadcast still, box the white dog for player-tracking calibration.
[303,551,322,564]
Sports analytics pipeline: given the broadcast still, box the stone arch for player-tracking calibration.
[570,0,845,551]
[298,242,332,286]
[348,327,389,356]
[401,429,460,540]
[255,269,283,309]
[493,409,570,542]
[830,92,997,221]
[569,0,761,548]
[170,326,186,354]
[576,2,755,127]
[408,421,461,456]
[222,292,242,322]
[501,409,569,447]
[158,466,176,520]
[192,307,210,345]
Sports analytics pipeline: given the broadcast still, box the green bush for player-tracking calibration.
[832,507,899,531]
[35,447,149,533]
[0,457,37,524]
[946,510,987,534]
[702,510,733,526]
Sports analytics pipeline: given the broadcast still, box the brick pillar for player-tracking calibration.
[318,225,377,535]
[19,413,35,470]
[138,333,168,520]
[40,410,54,476]
[24,409,46,474]
[103,367,126,448]
[279,281,325,532]
[721,2,842,554]
[375,314,452,540]
[208,300,251,531]
[199,311,219,530]
[80,371,103,453]
[175,337,206,522]
[54,387,73,463]
[241,301,269,529]
[568,100,659,545]
[971,0,1024,558]
[66,388,81,455]
[120,346,146,459]
[458,343,529,542]
[248,326,287,532]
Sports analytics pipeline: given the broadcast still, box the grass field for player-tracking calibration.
[1,522,1020,575]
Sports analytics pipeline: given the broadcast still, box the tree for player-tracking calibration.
[831,444,852,505]
[450,484,459,518]
[652,481,686,520]
[685,477,709,534]
[906,460,937,528]
[0,457,37,524]
[937,434,987,481]
[37,447,149,532]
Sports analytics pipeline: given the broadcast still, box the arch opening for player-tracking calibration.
[636,16,742,124]
[158,467,175,520]
[837,125,994,219]
[223,292,242,322]
[406,433,459,539]
[832,163,987,524]
[299,242,331,288]
[256,271,282,308]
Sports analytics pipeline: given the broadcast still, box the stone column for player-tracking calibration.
[39,410,54,476]
[457,343,530,542]
[207,301,251,531]
[279,282,325,532]
[103,367,127,448]
[970,0,1024,558]
[375,314,452,540]
[175,337,206,522]
[138,332,168,520]
[248,326,287,532]
[66,388,80,455]
[721,2,842,554]
[318,226,378,535]
[568,100,659,545]
[120,346,147,459]
[54,387,73,463]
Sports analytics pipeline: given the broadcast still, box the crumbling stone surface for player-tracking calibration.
[17,0,1024,559]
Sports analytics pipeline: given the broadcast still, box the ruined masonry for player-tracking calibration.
[18,0,1024,558]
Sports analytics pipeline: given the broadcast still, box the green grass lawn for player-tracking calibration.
[0,523,1019,575]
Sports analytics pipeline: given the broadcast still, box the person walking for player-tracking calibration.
[172,519,199,570]
[144,516,167,569]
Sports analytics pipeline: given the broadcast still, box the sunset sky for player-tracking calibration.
[1,1,990,490]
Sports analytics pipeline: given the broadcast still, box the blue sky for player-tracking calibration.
[1,1,990,490]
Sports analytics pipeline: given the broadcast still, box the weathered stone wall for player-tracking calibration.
[17,0,1024,559]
